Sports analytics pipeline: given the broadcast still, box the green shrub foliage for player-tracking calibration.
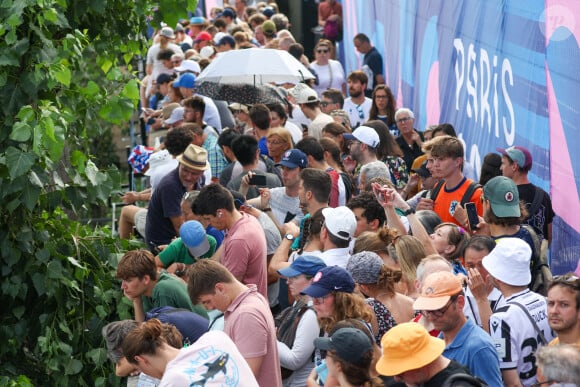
[0,0,196,385]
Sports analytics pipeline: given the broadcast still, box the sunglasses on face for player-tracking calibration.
[317,49,329,54]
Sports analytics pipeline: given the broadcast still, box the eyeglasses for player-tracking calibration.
[375,95,388,100]
[267,140,285,145]
[422,296,458,318]
[396,117,412,124]
[312,293,333,304]
[320,102,330,107]
[317,49,329,54]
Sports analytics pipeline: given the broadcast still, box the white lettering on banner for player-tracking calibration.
[453,39,515,145]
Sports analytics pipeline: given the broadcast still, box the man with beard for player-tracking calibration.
[343,125,381,170]
[546,273,580,346]
[145,144,208,252]
[343,70,372,129]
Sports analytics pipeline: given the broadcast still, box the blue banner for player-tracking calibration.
[343,0,580,274]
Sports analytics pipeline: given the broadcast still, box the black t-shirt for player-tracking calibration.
[396,132,425,173]
[517,183,554,241]
[424,360,471,387]
[363,46,384,97]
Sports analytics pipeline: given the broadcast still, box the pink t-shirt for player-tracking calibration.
[223,213,268,297]
[225,286,282,387]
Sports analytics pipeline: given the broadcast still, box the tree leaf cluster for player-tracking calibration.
[0,0,197,384]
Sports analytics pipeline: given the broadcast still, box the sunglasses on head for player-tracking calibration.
[356,105,364,119]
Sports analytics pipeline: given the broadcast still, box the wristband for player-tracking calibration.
[402,207,415,216]
[262,207,272,212]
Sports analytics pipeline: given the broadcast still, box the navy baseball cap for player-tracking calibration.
[314,328,373,366]
[220,8,235,19]
[301,266,355,298]
[218,35,236,47]
[278,255,327,278]
[276,149,308,169]
[156,73,172,85]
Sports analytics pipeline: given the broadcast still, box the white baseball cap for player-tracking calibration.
[322,206,357,241]
[343,126,380,148]
[174,60,201,74]
[293,85,319,104]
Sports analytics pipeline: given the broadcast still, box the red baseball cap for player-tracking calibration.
[194,31,212,43]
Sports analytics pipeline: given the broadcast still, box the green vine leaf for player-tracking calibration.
[5,146,35,179]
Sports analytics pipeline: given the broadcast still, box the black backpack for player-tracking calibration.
[442,373,488,387]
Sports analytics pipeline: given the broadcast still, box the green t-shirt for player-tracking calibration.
[142,272,208,319]
[158,235,217,267]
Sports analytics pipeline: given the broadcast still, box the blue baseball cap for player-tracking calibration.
[189,16,206,25]
[180,220,210,257]
[276,149,308,169]
[301,266,355,298]
[278,255,327,278]
[173,73,196,89]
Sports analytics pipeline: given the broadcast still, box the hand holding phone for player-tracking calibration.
[248,174,267,186]
[465,202,480,231]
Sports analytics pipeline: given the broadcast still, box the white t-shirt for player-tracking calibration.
[285,121,303,145]
[308,112,334,140]
[343,97,372,129]
[146,42,183,97]
[288,105,310,129]
[489,289,555,387]
[159,330,258,387]
[320,247,351,268]
[310,60,345,97]
[269,187,304,226]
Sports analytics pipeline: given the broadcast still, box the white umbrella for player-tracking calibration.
[196,48,315,85]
